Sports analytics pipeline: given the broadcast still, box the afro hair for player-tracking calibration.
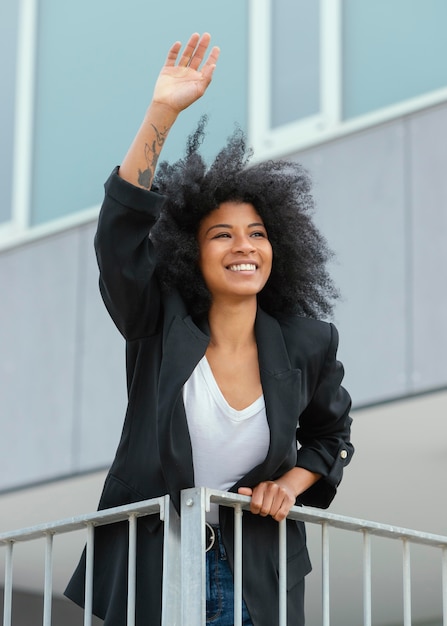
[151,116,339,321]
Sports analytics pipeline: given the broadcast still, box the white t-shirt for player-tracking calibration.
[183,356,270,524]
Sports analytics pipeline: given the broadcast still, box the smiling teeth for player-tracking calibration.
[228,264,256,271]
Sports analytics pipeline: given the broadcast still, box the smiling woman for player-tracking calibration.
[151,115,339,321]
[197,201,273,305]
[65,32,353,626]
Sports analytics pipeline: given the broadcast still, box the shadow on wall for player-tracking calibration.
[0,588,102,626]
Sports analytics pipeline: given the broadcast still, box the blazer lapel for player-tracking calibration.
[232,309,302,490]
[157,314,209,510]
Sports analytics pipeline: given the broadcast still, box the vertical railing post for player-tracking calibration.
[84,523,95,626]
[181,488,207,626]
[322,522,330,626]
[402,539,412,626]
[161,496,181,626]
[278,519,287,626]
[362,530,372,626]
[127,514,137,626]
[43,533,53,626]
[442,547,447,626]
[233,504,243,626]
[3,542,14,626]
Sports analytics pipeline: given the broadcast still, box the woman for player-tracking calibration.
[65,33,353,626]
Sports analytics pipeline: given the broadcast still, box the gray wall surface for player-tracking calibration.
[0,223,127,491]
[295,103,447,405]
[0,588,102,626]
[1,104,447,493]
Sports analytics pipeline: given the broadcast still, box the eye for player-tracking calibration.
[250,231,267,238]
[213,232,231,239]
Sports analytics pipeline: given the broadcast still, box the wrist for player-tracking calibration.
[281,467,321,499]
[146,100,180,124]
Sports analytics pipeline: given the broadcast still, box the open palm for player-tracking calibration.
[152,33,220,113]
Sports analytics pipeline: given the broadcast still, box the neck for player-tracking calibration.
[207,298,257,351]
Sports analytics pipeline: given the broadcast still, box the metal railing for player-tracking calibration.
[1,487,447,626]
[0,496,181,626]
[181,488,447,626]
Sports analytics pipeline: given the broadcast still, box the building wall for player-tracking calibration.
[295,103,447,404]
[0,222,127,491]
[1,102,446,492]
[0,589,102,626]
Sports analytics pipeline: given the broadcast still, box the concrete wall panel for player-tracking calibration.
[0,232,79,489]
[295,122,408,405]
[75,222,127,471]
[409,105,447,390]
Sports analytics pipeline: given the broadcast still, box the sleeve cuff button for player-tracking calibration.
[340,450,348,460]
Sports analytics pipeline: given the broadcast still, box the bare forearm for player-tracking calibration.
[119,101,178,189]
[118,33,219,190]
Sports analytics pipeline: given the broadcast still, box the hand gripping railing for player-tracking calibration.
[180,487,447,626]
[2,488,447,626]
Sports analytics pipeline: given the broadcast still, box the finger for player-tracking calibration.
[252,482,292,519]
[187,32,212,70]
[270,486,296,521]
[250,483,275,516]
[272,497,294,522]
[200,46,220,81]
[258,485,281,517]
[237,487,253,496]
[269,493,290,521]
[177,32,201,67]
[164,41,183,67]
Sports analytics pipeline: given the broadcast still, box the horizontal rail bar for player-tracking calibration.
[2,487,446,551]
[0,497,165,545]
[206,489,447,549]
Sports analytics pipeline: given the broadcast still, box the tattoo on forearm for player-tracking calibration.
[137,124,170,189]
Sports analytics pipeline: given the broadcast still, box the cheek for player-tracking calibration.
[265,243,273,272]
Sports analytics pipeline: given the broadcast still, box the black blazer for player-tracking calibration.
[65,170,353,626]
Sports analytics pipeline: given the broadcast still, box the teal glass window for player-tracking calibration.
[30,0,247,226]
[0,1,19,224]
[270,0,321,128]
[342,0,447,119]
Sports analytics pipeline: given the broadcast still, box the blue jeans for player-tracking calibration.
[206,527,253,625]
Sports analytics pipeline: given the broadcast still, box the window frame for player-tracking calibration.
[0,0,99,252]
[0,0,38,248]
[248,0,447,162]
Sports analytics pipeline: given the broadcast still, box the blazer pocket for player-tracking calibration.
[98,474,162,534]
[286,545,312,591]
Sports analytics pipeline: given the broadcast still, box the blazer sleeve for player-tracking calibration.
[295,323,353,509]
[94,167,167,340]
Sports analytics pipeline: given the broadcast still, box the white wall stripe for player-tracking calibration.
[11,0,38,232]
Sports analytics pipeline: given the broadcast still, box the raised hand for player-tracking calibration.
[152,33,220,114]
[119,33,219,188]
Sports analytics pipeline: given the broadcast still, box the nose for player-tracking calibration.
[232,235,256,254]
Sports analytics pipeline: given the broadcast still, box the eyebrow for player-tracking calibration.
[205,222,266,235]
